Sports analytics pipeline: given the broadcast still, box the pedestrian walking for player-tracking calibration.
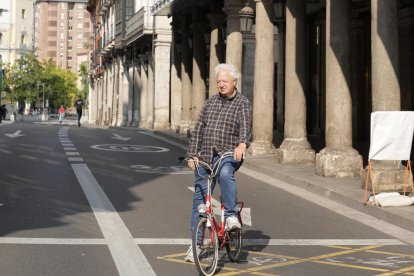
[74,96,84,127]
[58,105,65,124]
[0,105,7,120]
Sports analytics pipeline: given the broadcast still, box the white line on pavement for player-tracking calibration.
[0,237,405,246]
[71,164,156,276]
[240,167,414,246]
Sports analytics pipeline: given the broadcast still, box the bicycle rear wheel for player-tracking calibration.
[192,217,218,276]
[225,228,242,261]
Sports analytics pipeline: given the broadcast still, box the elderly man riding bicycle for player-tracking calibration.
[185,63,253,262]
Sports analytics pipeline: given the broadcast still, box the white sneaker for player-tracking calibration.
[225,216,241,231]
[184,246,195,263]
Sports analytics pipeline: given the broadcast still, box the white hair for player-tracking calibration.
[214,63,239,81]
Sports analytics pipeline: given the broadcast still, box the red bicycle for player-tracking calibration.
[189,152,243,276]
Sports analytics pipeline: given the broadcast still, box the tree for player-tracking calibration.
[78,61,89,107]
[3,52,80,113]
[4,52,43,109]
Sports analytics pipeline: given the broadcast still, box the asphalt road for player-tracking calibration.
[0,121,413,276]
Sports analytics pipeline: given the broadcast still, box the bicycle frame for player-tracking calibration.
[193,152,244,249]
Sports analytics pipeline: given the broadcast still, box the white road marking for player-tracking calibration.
[240,167,414,246]
[0,237,405,246]
[72,164,155,276]
[64,147,76,151]
[68,157,83,162]
[5,130,24,138]
[188,187,252,226]
[66,152,80,156]
[112,133,131,141]
[62,144,74,147]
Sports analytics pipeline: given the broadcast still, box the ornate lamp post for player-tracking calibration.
[239,2,254,32]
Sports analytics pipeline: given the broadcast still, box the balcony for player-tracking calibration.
[125,6,154,45]
[151,0,173,16]
[103,0,111,8]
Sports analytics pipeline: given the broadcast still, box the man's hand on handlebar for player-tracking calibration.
[187,157,199,171]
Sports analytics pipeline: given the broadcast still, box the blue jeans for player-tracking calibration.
[190,154,242,232]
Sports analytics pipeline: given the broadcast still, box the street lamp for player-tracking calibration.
[274,0,286,24]
[239,2,254,33]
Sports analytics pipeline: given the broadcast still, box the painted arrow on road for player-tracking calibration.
[5,130,24,138]
[111,133,131,141]
[188,187,252,226]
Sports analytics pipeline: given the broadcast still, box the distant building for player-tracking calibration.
[0,0,34,65]
[33,0,92,74]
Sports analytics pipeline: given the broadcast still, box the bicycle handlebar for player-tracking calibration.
[186,151,234,179]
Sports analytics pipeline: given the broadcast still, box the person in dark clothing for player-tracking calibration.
[0,105,7,120]
[74,96,84,127]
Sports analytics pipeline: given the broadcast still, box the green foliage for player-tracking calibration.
[78,61,89,107]
[3,51,82,111]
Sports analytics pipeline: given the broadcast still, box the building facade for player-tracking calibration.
[33,0,92,73]
[0,0,34,65]
[87,0,414,188]
[87,0,171,127]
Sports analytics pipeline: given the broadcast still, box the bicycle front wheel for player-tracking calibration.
[192,216,218,276]
[225,228,242,262]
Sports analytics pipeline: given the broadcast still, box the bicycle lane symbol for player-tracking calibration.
[91,144,170,153]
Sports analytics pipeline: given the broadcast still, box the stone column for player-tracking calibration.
[153,16,172,130]
[207,13,226,97]
[111,60,119,126]
[179,24,193,135]
[139,54,148,128]
[88,80,96,124]
[131,61,141,127]
[116,61,129,127]
[371,0,400,111]
[367,0,404,192]
[249,0,275,155]
[170,23,182,132]
[276,0,315,164]
[223,0,244,91]
[315,0,363,178]
[147,53,154,129]
[191,19,207,121]
[127,64,134,126]
[113,59,121,126]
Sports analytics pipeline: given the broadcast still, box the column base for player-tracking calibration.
[316,147,363,178]
[361,160,412,193]
[153,121,170,130]
[248,140,275,155]
[276,138,315,164]
[139,120,148,129]
[178,121,192,136]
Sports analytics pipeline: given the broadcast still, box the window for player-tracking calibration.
[68,56,72,61]
[68,36,73,41]
[77,22,83,28]
[0,33,2,44]
[21,35,26,45]
[77,32,82,39]
[68,26,73,31]
[69,16,73,21]
[22,9,26,19]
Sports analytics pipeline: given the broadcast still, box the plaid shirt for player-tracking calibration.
[188,91,252,164]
